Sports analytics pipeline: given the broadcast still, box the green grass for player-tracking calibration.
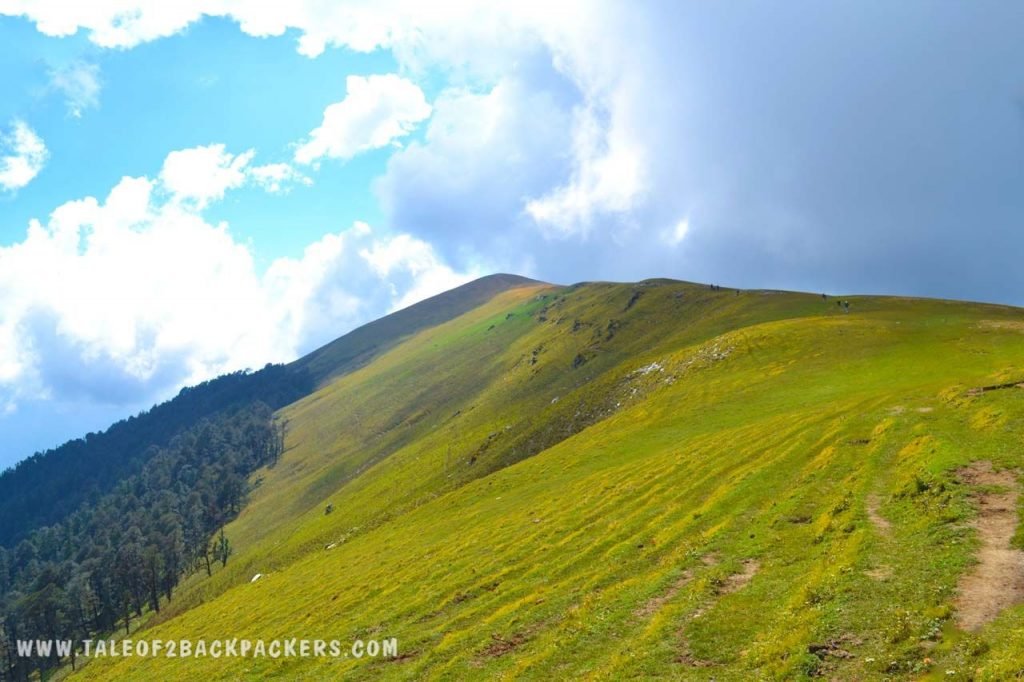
[71,280,1024,680]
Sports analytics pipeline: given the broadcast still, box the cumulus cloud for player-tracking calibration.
[1,2,657,242]
[0,147,471,410]
[159,144,255,208]
[294,75,431,166]
[158,144,310,204]
[47,60,102,118]
[0,120,48,192]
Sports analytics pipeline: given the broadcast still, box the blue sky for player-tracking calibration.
[0,17,396,259]
[0,1,1022,468]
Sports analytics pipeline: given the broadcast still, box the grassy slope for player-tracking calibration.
[293,273,543,385]
[75,281,1024,681]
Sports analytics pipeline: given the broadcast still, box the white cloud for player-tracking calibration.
[0,1,208,49]
[158,145,311,202]
[359,232,473,310]
[0,1,560,58]
[0,120,48,192]
[48,60,102,118]
[2,2,657,237]
[248,162,312,193]
[159,144,255,208]
[294,75,432,166]
[264,222,473,348]
[0,146,470,409]
[524,101,646,237]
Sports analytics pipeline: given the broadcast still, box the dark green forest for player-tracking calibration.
[0,362,314,680]
[0,403,284,680]
[0,363,312,547]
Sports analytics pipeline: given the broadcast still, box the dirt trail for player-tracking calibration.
[866,493,891,534]
[954,461,1024,631]
[634,570,692,618]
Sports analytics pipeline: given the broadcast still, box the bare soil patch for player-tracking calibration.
[866,493,892,534]
[634,570,693,618]
[478,632,528,659]
[717,559,760,595]
[808,634,859,661]
[954,461,1024,631]
[700,552,720,566]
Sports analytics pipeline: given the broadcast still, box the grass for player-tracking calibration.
[70,279,1024,680]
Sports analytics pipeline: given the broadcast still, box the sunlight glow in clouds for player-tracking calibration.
[663,218,689,247]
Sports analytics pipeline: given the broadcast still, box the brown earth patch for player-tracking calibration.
[634,570,693,618]
[717,559,760,595]
[866,493,892,534]
[808,634,860,661]
[954,461,1024,631]
[477,632,528,660]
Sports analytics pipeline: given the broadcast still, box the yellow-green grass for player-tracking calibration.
[73,281,1024,680]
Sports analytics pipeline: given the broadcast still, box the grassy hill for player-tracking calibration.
[71,278,1024,680]
[292,273,544,385]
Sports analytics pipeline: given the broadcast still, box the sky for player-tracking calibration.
[0,1,1022,469]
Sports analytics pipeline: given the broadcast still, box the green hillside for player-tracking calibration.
[293,273,544,385]
[72,278,1024,681]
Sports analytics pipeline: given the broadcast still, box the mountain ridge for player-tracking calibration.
[6,275,1024,680]
[70,277,1024,679]
[0,273,543,549]
[292,272,548,385]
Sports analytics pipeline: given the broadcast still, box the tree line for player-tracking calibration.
[0,363,313,548]
[0,403,284,680]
